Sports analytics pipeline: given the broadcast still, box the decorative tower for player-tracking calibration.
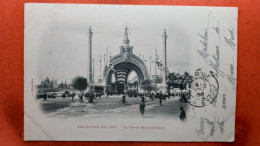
[123,26,130,47]
[161,29,168,93]
[87,26,93,92]
[121,26,133,62]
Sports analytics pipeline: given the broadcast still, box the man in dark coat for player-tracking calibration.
[141,95,146,107]
[159,92,163,106]
[179,107,186,121]
[122,93,126,104]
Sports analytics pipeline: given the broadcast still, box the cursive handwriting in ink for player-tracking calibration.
[195,117,206,136]
[206,118,215,137]
[195,117,216,137]
[212,20,220,34]
[212,26,220,34]
[197,28,209,62]
[222,86,227,110]
[216,118,225,135]
[209,45,226,78]
[211,98,217,107]
[224,27,237,51]
[226,62,236,88]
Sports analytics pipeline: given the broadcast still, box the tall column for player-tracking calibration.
[161,29,168,93]
[87,26,93,83]
[162,29,168,84]
[155,48,157,75]
[93,58,94,83]
[87,26,94,93]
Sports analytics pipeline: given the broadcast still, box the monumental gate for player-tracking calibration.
[87,26,168,93]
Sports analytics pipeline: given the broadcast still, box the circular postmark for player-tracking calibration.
[181,69,219,107]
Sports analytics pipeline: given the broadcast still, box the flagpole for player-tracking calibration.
[106,47,108,65]
[150,56,151,77]
[160,60,162,75]
[155,48,157,75]
[100,54,102,75]
[103,53,105,67]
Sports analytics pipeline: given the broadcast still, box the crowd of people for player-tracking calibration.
[37,90,187,121]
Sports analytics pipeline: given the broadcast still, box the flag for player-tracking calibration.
[156,61,163,67]
[109,63,113,68]
[108,63,115,71]
[156,61,163,71]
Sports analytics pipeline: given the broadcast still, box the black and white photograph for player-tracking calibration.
[24,4,237,141]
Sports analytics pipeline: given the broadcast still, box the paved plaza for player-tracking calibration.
[39,95,189,119]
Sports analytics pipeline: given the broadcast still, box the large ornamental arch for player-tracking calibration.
[103,27,149,87]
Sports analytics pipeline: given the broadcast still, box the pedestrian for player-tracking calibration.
[80,95,83,103]
[179,107,186,121]
[141,95,146,107]
[89,93,94,103]
[72,92,75,102]
[122,93,126,104]
[44,92,47,100]
[159,92,163,106]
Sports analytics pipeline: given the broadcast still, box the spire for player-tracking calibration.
[162,29,167,67]
[162,29,167,41]
[88,26,93,38]
[124,26,128,38]
[123,25,130,46]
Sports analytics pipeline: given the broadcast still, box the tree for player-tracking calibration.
[180,72,193,90]
[59,81,64,89]
[71,76,88,95]
[167,72,179,88]
[141,79,155,93]
[167,72,193,90]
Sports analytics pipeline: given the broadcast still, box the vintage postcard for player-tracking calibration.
[24,4,238,141]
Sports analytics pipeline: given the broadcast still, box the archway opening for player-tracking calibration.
[105,62,148,94]
[111,73,116,83]
[127,70,139,96]
[117,82,125,94]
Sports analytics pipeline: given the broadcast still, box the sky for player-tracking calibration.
[25,4,227,84]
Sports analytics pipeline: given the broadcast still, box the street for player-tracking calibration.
[39,95,189,120]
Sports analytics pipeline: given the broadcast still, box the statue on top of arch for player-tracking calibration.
[123,49,130,61]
